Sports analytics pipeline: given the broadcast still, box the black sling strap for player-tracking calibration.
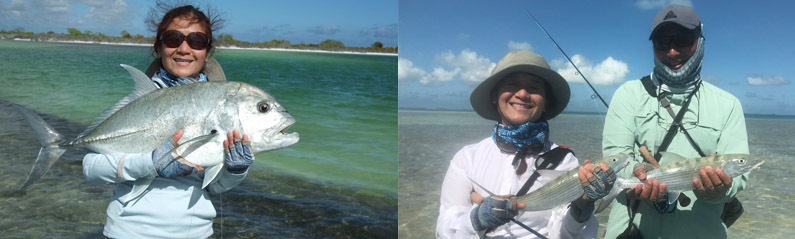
[641,76,706,159]
[516,147,573,196]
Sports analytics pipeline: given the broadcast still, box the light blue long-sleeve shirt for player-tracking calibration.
[82,70,246,239]
[602,79,749,239]
[83,152,245,239]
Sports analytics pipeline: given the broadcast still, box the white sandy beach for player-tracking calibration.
[12,38,397,56]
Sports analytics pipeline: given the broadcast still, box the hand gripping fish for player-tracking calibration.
[13,64,299,203]
[615,152,764,204]
[470,154,631,214]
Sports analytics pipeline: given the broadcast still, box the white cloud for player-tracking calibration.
[435,49,496,84]
[398,58,428,82]
[508,41,533,52]
[747,75,789,86]
[398,49,496,85]
[82,0,130,24]
[550,55,629,85]
[636,0,693,10]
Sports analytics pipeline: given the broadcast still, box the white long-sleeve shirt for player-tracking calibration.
[436,137,597,239]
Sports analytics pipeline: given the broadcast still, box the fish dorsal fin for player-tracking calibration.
[536,169,567,180]
[77,64,158,139]
[659,151,687,164]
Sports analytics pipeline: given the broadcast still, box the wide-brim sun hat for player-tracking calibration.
[470,50,570,121]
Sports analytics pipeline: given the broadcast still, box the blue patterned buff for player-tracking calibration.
[492,121,549,154]
[155,66,208,88]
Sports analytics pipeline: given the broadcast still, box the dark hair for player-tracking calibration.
[146,1,224,56]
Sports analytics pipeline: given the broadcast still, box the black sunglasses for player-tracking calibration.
[159,30,211,50]
[652,32,697,51]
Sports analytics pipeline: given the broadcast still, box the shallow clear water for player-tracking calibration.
[398,109,794,238]
[0,40,397,238]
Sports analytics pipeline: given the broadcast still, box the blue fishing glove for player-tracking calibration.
[152,135,195,177]
[582,166,617,201]
[470,196,517,231]
[225,138,254,174]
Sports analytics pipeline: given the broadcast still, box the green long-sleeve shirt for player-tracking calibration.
[602,79,750,239]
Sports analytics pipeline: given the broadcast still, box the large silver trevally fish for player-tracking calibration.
[469,154,631,213]
[14,64,299,203]
[615,152,764,203]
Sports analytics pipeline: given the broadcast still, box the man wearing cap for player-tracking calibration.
[602,5,749,238]
[436,50,619,238]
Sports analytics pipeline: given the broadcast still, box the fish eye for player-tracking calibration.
[257,102,270,113]
[738,159,746,164]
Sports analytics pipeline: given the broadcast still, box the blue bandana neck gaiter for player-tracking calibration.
[492,121,549,155]
[652,36,704,93]
[157,66,207,88]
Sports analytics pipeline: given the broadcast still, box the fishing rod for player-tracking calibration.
[525,9,609,108]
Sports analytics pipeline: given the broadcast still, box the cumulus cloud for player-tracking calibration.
[398,49,496,85]
[435,49,496,84]
[636,0,693,10]
[508,41,533,51]
[307,25,341,35]
[550,55,629,85]
[82,0,131,24]
[398,58,429,83]
[747,75,789,86]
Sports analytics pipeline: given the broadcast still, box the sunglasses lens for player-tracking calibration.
[161,31,184,48]
[674,34,695,48]
[653,33,697,50]
[186,32,209,50]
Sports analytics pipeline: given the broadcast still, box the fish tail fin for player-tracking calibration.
[595,178,625,213]
[12,104,67,191]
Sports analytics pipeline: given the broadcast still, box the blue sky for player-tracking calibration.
[0,0,397,47]
[399,0,795,115]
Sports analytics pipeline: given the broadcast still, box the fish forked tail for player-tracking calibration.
[12,104,67,191]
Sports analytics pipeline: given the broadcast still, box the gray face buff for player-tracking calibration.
[652,36,704,91]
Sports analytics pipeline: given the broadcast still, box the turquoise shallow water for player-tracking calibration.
[0,40,397,237]
[398,109,795,238]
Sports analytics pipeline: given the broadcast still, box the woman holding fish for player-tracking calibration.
[82,4,254,239]
[436,51,621,238]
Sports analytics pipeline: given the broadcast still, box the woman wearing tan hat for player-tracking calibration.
[436,51,618,238]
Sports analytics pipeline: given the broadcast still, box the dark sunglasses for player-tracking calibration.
[159,30,211,50]
[652,33,697,51]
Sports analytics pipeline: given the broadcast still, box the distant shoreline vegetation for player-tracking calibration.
[0,27,397,54]
[397,108,795,118]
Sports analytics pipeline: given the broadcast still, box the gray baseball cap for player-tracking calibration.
[649,4,701,39]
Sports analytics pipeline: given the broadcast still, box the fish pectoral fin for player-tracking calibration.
[668,192,681,205]
[171,132,219,164]
[202,164,224,189]
[119,172,156,204]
